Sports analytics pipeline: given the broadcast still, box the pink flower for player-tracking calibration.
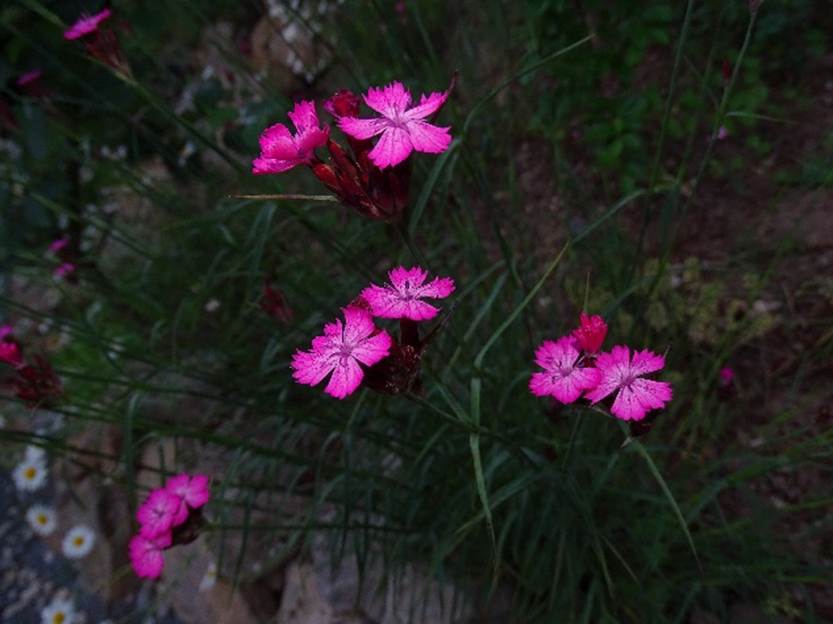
[16,69,43,88]
[291,307,392,399]
[54,263,76,280]
[585,346,673,421]
[529,336,601,404]
[0,325,12,341]
[252,101,329,175]
[129,531,171,579]
[64,8,112,40]
[0,341,22,367]
[360,266,455,321]
[48,236,70,254]
[719,366,735,387]
[165,473,210,524]
[338,81,451,168]
[136,489,180,538]
[573,312,608,354]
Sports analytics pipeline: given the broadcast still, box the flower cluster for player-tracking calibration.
[0,326,63,407]
[530,313,673,422]
[129,473,210,579]
[252,79,453,221]
[291,265,455,399]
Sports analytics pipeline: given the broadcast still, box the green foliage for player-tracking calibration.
[1,0,831,622]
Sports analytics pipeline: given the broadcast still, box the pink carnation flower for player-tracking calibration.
[0,341,22,367]
[573,312,608,354]
[137,489,180,538]
[129,531,171,579]
[252,101,329,175]
[719,366,735,387]
[360,266,455,321]
[338,81,451,169]
[166,473,210,525]
[16,69,43,88]
[529,336,601,404]
[64,8,112,40]
[585,346,673,421]
[291,307,392,399]
[48,236,70,254]
[54,263,76,280]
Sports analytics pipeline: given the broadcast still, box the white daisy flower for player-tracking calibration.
[199,561,218,592]
[25,445,47,462]
[12,456,48,492]
[41,596,75,624]
[26,504,58,537]
[62,525,95,559]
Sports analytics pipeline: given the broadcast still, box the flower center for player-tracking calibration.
[53,613,65,624]
[38,514,48,525]
[24,467,37,479]
[73,536,85,547]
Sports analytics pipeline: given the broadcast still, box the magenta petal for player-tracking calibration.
[405,121,451,154]
[403,90,449,121]
[324,357,363,399]
[367,126,413,169]
[338,116,386,140]
[364,81,412,117]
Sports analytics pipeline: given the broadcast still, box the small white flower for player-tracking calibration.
[199,561,218,592]
[204,298,221,313]
[25,445,47,462]
[62,525,96,559]
[41,596,75,624]
[26,504,58,537]
[13,457,48,492]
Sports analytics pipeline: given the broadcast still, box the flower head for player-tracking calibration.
[529,336,601,404]
[0,341,23,367]
[129,531,171,579]
[62,524,96,559]
[137,489,180,537]
[12,456,48,492]
[252,100,329,175]
[199,561,218,592]
[49,236,70,254]
[338,81,452,168]
[165,473,210,524]
[54,263,76,280]
[26,504,58,537]
[719,366,735,387]
[0,324,13,341]
[16,69,44,88]
[573,312,608,354]
[64,8,112,40]
[41,596,76,624]
[585,346,673,421]
[291,306,392,399]
[360,266,455,321]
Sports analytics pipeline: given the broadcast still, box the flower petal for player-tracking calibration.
[403,90,449,121]
[404,120,452,154]
[338,116,387,140]
[367,126,413,168]
[364,81,412,117]
[324,357,363,399]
